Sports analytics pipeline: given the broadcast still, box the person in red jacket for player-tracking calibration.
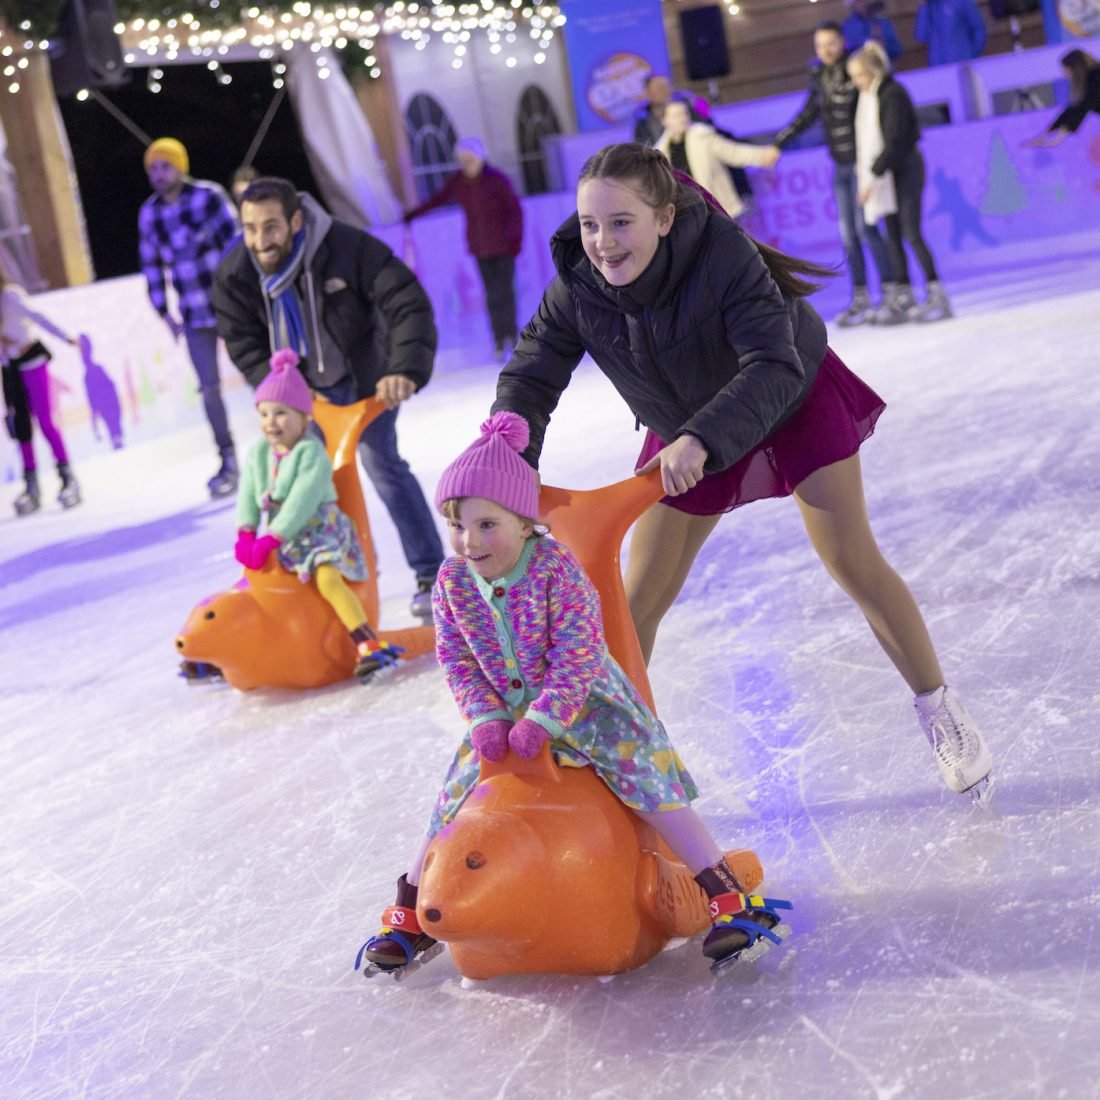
[404,138,524,362]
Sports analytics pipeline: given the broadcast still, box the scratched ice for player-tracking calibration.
[2,241,1098,1099]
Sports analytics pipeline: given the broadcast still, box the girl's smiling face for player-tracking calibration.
[257,400,309,452]
[577,178,675,287]
[446,497,533,579]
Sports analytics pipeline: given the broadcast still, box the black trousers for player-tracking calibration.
[476,255,518,345]
[883,148,939,285]
[2,361,33,444]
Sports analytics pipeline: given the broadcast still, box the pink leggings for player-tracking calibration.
[19,362,68,469]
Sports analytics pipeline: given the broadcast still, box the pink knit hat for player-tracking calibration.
[435,411,539,519]
[255,348,313,414]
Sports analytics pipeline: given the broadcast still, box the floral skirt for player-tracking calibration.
[635,346,886,516]
[274,501,369,583]
[428,655,699,837]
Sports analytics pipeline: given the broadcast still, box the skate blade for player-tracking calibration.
[710,922,792,975]
[362,941,445,982]
[967,774,995,808]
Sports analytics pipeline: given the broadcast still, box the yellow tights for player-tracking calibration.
[315,564,369,631]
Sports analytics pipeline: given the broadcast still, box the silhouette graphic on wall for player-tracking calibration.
[927,168,999,249]
[79,333,124,449]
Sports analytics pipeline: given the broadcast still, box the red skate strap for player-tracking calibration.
[380,905,422,935]
[708,892,746,921]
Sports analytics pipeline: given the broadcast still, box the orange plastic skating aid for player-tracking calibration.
[174,397,434,691]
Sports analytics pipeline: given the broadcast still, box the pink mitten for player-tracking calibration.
[246,533,282,569]
[471,719,512,763]
[508,718,549,759]
[234,528,256,566]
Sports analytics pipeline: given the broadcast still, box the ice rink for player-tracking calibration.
[2,241,1099,1099]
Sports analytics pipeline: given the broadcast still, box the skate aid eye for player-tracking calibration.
[465,850,486,870]
[203,610,216,620]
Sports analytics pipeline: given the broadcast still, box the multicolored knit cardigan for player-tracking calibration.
[431,537,608,738]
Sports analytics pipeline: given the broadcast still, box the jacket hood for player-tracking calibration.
[549,187,709,312]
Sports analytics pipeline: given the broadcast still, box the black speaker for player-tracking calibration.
[50,0,129,97]
[989,0,1041,17]
[679,6,731,81]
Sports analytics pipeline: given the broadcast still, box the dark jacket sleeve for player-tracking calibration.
[680,236,807,472]
[368,253,437,390]
[774,82,822,148]
[871,82,917,177]
[211,249,272,388]
[491,276,586,467]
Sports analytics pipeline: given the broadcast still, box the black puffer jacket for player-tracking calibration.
[871,76,923,178]
[493,190,827,474]
[212,194,437,397]
[775,59,858,166]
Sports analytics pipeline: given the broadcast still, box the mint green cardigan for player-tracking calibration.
[235,435,338,542]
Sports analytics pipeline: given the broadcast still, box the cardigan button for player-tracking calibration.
[510,678,523,690]
[493,586,506,598]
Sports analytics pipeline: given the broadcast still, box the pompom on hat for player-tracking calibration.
[435,411,539,519]
[143,137,190,174]
[255,348,313,415]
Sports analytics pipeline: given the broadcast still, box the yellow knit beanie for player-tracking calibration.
[143,137,189,174]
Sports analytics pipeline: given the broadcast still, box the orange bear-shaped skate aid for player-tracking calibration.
[416,471,766,979]
[175,397,434,691]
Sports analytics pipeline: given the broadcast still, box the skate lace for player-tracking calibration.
[928,706,978,766]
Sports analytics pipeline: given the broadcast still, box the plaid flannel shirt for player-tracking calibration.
[138,180,238,328]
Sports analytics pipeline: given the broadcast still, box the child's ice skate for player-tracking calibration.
[178,659,224,684]
[355,876,442,981]
[350,625,405,683]
[915,685,993,803]
[57,463,81,509]
[705,892,794,974]
[13,470,40,516]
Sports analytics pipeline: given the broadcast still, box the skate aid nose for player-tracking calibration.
[175,636,186,650]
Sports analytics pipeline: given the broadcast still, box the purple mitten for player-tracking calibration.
[508,718,549,759]
[471,719,512,763]
[246,533,282,569]
[234,528,256,566]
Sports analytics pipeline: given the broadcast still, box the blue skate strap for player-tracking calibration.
[724,916,787,947]
[354,927,417,971]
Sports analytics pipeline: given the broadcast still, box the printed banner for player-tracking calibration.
[558,0,671,132]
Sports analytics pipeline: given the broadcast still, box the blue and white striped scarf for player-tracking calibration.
[261,229,309,358]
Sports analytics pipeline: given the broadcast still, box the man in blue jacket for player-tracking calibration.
[914,0,987,66]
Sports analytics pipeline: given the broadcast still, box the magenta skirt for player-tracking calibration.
[635,347,886,516]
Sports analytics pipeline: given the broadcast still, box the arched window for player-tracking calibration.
[515,85,562,195]
[404,93,459,201]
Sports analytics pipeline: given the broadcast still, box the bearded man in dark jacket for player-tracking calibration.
[211,177,444,620]
[775,20,894,327]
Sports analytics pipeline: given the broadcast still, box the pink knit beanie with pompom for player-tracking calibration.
[254,348,313,415]
[434,411,539,519]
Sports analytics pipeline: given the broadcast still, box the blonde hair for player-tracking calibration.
[849,40,891,78]
[440,496,548,535]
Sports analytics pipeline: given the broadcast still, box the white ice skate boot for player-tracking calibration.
[914,686,993,802]
[910,280,953,323]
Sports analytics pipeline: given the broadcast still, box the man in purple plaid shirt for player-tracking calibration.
[138,137,240,498]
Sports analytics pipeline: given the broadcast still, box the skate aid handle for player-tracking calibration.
[245,533,282,569]
[508,717,549,759]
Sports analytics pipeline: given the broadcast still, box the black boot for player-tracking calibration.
[57,463,82,509]
[350,623,404,683]
[207,450,238,499]
[14,469,40,516]
[695,859,793,966]
[355,874,439,974]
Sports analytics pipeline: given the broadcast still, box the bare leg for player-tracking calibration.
[633,806,722,875]
[406,833,434,887]
[624,504,722,665]
[793,454,943,694]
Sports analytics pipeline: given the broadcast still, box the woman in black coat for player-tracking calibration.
[492,143,992,799]
[847,42,950,323]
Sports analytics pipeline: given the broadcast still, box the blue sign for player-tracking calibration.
[559,0,671,132]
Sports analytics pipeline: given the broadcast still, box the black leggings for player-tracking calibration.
[883,149,938,285]
[2,360,33,444]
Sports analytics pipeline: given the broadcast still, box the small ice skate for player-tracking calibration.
[207,452,238,500]
[57,463,81,509]
[13,470,40,516]
[909,281,953,323]
[915,686,993,804]
[350,626,405,684]
[706,893,794,975]
[355,904,443,982]
[178,659,224,684]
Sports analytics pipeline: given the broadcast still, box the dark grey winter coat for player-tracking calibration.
[871,76,923,178]
[492,190,827,474]
[775,59,859,167]
[212,194,437,397]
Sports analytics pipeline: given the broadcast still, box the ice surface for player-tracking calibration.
[2,243,1099,1099]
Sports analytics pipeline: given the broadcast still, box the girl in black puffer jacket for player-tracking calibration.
[492,143,992,801]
